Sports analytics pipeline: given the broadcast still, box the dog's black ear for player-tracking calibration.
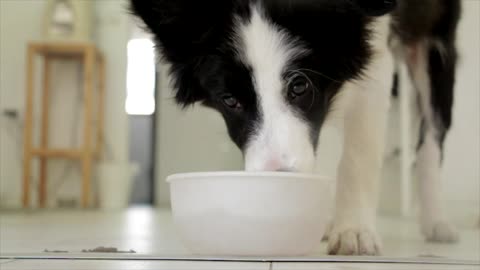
[129,0,232,106]
[350,0,397,17]
[130,0,233,61]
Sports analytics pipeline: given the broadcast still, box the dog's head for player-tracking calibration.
[130,0,395,172]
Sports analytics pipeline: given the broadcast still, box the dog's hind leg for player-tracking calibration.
[406,38,459,243]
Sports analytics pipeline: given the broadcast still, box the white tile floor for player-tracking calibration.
[0,260,270,270]
[0,207,479,269]
[1,260,479,270]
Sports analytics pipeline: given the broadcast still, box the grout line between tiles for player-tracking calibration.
[0,253,478,266]
[0,259,17,265]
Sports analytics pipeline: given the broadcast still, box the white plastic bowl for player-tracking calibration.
[166,171,334,256]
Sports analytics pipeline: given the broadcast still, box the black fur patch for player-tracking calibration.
[391,72,399,97]
[197,54,260,149]
[392,0,461,44]
[350,0,397,17]
[428,43,456,146]
[264,0,374,82]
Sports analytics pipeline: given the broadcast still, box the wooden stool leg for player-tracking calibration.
[39,57,51,208]
[92,53,105,209]
[96,54,105,157]
[23,45,35,208]
[81,48,95,208]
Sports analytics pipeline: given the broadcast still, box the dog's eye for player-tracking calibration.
[221,94,242,110]
[288,76,310,99]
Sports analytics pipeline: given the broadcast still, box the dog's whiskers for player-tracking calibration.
[293,68,341,84]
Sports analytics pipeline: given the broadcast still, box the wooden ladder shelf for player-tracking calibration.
[22,42,105,208]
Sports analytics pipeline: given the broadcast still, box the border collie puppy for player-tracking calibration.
[130,0,461,255]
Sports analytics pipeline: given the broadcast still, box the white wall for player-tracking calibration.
[0,0,130,208]
[442,0,480,222]
[0,0,44,207]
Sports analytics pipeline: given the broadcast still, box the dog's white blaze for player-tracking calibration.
[237,7,314,172]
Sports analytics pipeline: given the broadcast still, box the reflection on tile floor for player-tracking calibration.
[0,207,479,269]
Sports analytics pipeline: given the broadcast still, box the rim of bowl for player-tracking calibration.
[166,171,333,183]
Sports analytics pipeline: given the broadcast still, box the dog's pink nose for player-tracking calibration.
[263,158,292,172]
[264,159,281,171]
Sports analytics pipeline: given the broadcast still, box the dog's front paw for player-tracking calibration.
[327,226,381,255]
[422,220,459,243]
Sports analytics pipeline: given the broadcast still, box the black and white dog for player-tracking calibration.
[130,0,461,255]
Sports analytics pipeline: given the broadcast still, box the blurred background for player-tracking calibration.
[0,0,245,211]
[0,0,478,260]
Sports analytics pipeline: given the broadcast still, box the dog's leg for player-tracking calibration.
[327,42,394,255]
[407,40,458,243]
